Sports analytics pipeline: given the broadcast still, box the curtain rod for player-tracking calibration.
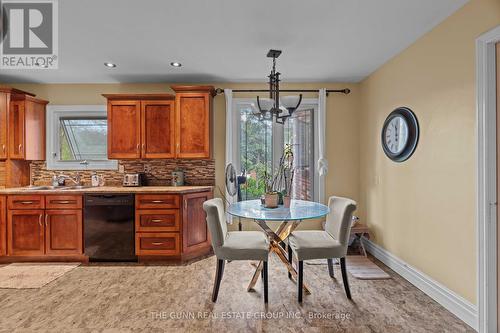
[214,88,350,96]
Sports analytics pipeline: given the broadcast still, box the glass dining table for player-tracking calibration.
[227,199,329,294]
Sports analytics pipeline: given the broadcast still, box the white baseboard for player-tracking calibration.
[362,238,478,331]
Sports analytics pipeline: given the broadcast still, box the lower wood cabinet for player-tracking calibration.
[5,195,83,257]
[45,210,82,255]
[8,209,45,256]
[135,190,213,259]
[136,232,180,256]
[0,196,5,256]
[182,191,213,255]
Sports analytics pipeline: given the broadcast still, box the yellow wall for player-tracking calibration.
[8,82,361,231]
[359,0,500,304]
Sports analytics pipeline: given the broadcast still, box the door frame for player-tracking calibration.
[477,25,500,333]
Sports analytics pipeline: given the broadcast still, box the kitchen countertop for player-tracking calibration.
[0,185,214,195]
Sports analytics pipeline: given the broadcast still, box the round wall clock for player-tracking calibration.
[381,107,419,162]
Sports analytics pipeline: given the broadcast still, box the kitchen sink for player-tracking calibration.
[20,185,91,191]
[60,185,92,190]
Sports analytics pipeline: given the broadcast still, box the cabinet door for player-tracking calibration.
[0,93,7,159]
[8,100,25,159]
[45,210,83,255]
[175,93,211,158]
[8,209,44,256]
[182,191,213,254]
[0,196,6,256]
[107,100,141,159]
[141,100,175,158]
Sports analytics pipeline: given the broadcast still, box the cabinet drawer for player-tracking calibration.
[136,209,180,232]
[8,195,45,210]
[45,195,82,209]
[135,194,180,209]
[136,232,180,256]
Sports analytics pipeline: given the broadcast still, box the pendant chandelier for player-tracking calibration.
[253,49,302,124]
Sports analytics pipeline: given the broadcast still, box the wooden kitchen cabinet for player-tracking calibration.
[182,190,213,255]
[106,100,141,159]
[8,209,45,256]
[104,94,176,159]
[104,87,213,160]
[6,195,83,258]
[0,93,8,159]
[45,209,83,255]
[8,95,47,160]
[0,196,6,256]
[172,86,214,159]
[141,100,175,158]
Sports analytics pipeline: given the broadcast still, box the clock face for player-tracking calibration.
[384,115,409,155]
[381,107,419,162]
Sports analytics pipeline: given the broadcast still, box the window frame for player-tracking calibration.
[233,98,323,202]
[46,105,118,170]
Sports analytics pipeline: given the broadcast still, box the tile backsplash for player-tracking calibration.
[30,159,215,186]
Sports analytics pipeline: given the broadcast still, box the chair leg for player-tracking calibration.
[340,257,351,299]
[288,244,293,279]
[298,260,303,303]
[327,258,334,278]
[212,259,225,302]
[263,261,269,303]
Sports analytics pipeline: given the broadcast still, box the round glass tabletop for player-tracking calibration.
[227,199,329,221]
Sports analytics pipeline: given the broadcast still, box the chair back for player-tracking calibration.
[324,196,357,247]
[202,198,228,254]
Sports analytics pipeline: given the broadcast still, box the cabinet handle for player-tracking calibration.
[19,201,34,204]
[18,144,22,152]
[151,219,163,223]
[45,214,48,227]
[38,214,42,227]
[2,144,5,153]
[184,200,187,210]
[151,242,164,246]
[151,200,164,203]
[53,200,71,204]
[142,143,145,151]
[136,144,140,152]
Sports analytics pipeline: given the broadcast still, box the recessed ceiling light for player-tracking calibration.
[170,62,182,67]
[104,62,117,68]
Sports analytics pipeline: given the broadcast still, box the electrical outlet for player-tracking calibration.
[144,164,151,173]
[118,164,125,173]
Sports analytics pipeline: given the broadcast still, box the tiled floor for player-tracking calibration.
[0,256,473,332]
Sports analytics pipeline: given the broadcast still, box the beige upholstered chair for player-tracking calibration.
[203,198,269,303]
[288,196,357,302]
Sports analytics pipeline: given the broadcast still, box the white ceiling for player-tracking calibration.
[0,0,469,84]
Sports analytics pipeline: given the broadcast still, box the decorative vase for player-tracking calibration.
[283,196,291,208]
[264,193,279,208]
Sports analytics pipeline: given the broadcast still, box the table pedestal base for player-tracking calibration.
[247,219,311,295]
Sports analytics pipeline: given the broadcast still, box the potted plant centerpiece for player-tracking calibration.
[263,145,295,208]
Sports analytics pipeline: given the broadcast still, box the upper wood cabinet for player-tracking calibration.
[104,87,213,160]
[0,93,8,159]
[8,95,47,160]
[104,94,175,159]
[106,99,142,159]
[172,86,214,159]
[142,100,175,158]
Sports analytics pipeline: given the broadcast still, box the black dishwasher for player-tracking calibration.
[84,194,136,262]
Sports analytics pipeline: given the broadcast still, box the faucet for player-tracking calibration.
[57,172,81,186]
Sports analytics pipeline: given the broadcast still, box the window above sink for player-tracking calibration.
[46,105,118,170]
